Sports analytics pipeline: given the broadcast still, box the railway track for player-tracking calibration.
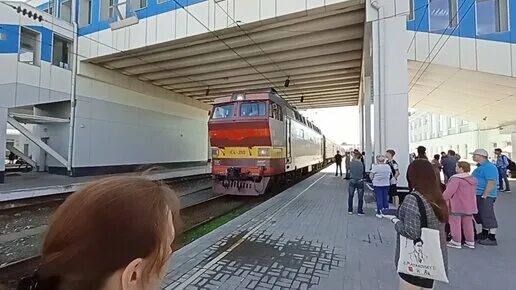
[0,184,229,290]
[0,166,327,289]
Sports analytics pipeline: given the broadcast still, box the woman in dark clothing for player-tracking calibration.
[391,160,449,289]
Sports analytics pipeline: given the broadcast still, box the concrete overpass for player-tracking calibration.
[0,0,410,183]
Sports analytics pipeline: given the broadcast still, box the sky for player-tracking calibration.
[300,106,360,145]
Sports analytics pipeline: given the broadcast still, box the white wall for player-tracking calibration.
[71,75,209,168]
[407,31,516,78]
[78,0,351,59]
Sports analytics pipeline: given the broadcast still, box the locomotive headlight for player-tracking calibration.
[211,148,219,158]
[258,148,270,157]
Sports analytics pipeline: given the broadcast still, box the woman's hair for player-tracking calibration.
[433,154,440,160]
[28,176,181,290]
[386,149,396,156]
[376,154,386,163]
[457,161,471,173]
[407,160,449,223]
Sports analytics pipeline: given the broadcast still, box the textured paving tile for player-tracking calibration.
[164,166,516,290]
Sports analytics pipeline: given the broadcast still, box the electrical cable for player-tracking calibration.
[409,0,476,108]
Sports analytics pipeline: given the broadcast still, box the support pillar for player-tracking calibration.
[0,107,7,183]
[512,133,516,159]
[361,76,373,170]
[369,0,409,186]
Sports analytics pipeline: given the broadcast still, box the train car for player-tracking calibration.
[208,88,337,196]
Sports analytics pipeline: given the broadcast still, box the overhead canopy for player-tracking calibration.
[409,61,516,127]
[87,0,365,109]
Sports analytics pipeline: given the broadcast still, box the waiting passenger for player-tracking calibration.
[443,161,478,249]
[494,148,511,192]
[344,152,351,180]
[415,146,428,160]
[17,176,181,290]
[442,150,459,183]
[370,155,391,218]
[431,154,442,178]
[334,150,343,177]
[391,160,448,290]
[471,149,499,246]
[386,149,401,207]
[348,152,365,215]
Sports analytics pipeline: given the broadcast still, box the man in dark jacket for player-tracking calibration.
[441,150,459,183]
[334,151,343,176]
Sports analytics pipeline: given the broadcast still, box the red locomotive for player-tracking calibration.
[209,88,340,195]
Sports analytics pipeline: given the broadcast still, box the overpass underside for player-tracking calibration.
[86,1,366,109]
[409,61,516,127]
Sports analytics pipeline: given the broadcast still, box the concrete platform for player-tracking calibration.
[164,165,516,290]
[0,164,211,202]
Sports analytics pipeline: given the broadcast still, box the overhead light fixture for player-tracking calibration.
[284,77,290,87]
[300,95,304,103]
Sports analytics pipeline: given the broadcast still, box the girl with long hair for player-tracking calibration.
[391,160,449,290]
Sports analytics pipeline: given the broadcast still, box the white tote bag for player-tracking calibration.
[397,194,449,283]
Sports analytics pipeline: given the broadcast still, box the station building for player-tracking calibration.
[2,0,516,185]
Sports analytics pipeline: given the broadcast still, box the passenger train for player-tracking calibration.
[208,88,342,195]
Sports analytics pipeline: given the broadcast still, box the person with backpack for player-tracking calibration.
[494,148,511,192]
[386,149,402,207]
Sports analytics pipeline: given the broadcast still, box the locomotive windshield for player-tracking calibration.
[240,102,266,117]
[212,104,234,119]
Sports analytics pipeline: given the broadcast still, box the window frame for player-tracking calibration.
[60,0,72,22]
[52,33,73,70]
[476,0,510,35]
[428,0,459,32]
[18,27,41,67]
[408,0,415,21]
[211,103,235,120]
[239,101,267,118]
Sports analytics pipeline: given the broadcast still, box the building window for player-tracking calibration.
[100,0,116,21]
[60,0,72,22]
[476,0,509,34]
[408,0,415,21]
[52,35,72,69]
[79,0,92,26]
[131,0,148,10]
[19,27,40,66]
[429,0,459,31]
[47,0,54,16]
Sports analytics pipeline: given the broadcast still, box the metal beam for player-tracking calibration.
[172,73,360,92]
[155,68,361,87]
[139,56,362,81]
[6,143,37,168]
[7,116,68,167]
[116,32,363,75]
[184,81,360,99]
[92,9,365,65]
[183,77,360,97]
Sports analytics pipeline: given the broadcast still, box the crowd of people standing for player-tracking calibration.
[340,145,510,289]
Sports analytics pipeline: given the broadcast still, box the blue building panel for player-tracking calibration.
[0,24,20,53]
[0,24,55,62]
[29,25,53,62]
[407,0,516,44]
[78,0,207,35]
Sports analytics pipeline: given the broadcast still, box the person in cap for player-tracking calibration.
[471,149,499,246]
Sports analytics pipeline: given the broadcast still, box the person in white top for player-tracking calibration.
[370,155,392,218]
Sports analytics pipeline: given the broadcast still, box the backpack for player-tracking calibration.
[505,155,516,171]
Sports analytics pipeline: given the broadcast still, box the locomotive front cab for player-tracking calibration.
[209,91,285,195]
